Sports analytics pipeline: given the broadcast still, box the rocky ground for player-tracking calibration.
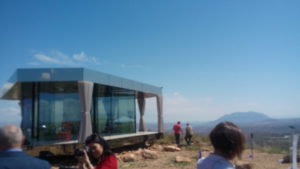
[50,144,299,169]
[116,145,298,169]
[49,134,299,169]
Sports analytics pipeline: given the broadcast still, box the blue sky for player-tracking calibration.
[0,0,300,124]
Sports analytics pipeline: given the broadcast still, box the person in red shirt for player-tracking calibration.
[173,121,183,145]
[78,134,117,169]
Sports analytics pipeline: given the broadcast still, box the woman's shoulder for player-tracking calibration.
[95,154,117,169]
[106,154,117,160]
[103,154,117,163]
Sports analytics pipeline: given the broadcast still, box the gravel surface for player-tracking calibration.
[49,148,299,169]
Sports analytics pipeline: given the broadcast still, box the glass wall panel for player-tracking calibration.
[94,85,136,135]
[93,85,112,135]
[38,82,80,143]
[20,81,138,144]
[21,83,33,144]
[111,87,136,134]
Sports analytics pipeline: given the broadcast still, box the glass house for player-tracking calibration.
[0,68,163,145]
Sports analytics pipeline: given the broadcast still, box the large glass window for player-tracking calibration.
[38,82,80,143]
[21,81,137,144]
[111,88,136,134]
[94,85,136,135]
[21,83,33,144]
[93,85,112,135]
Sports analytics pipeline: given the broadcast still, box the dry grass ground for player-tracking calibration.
[117,133,299,169]
[118,149,197,169]
[50,134,300,169]
[237,149,299,169]
[117,147,299,169]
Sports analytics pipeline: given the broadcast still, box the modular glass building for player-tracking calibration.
[0,68,163,145]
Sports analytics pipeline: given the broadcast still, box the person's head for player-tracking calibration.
[186,123,190,126]
[0,125,24,150]
[177,121,181,124]
[209,121,246,160]
[85,134,112,159]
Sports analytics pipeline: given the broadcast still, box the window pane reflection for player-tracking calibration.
[21,81,138,145]
[38,82,80,143]
[94,85,136,135]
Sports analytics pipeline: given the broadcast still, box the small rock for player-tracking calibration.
[141,149,158,159]
[175,156,191,162]
[163,145,181,152]
[150,144,163,151]
[122,153,137,162]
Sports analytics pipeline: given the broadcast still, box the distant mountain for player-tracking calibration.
[151,111,300,138]
[193,111,300,136]
[239,118,300,135]
[213,111,271,124]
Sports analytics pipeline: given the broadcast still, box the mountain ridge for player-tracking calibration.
[212,111,271,124]
[156,112,300,136]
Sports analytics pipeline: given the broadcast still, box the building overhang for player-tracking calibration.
[0,68,163,100]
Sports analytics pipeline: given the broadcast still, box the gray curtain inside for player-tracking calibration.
[156,95,164,133]
[78,81,94,143]
[138,92,146,131]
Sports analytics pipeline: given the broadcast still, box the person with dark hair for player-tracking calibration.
[185,123,193,145]
[0,124,50,169]
[77,134,117,169]
[197,121,246,169]
[173,121,183,145]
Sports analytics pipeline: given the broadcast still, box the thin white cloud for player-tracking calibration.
[50,50,74,65]
[73,52,87,61]
[73,52,102,65]
[32,50,102,66]
[32,50,146,69]
[35,53,61,64]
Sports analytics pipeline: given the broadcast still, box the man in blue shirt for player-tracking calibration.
[0,124,51,169]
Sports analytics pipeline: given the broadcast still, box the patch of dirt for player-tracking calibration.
[117,146,299,169]
[49,145,300,169]
[236,149,298,169]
